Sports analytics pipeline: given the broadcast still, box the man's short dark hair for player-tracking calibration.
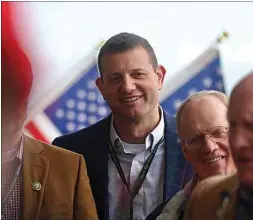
[97,32,158,78]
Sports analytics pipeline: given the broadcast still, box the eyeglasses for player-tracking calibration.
[183,126,228,150]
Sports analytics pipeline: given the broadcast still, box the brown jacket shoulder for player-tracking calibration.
[22,135,98,220]
[184,174,238,220]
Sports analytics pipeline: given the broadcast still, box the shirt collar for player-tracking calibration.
[146,106,164,151]
[2,134,24,164]
[110,106,164,153]
[17,134,24,161]
[2,146,19,164]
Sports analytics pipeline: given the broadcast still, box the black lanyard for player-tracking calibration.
[108,136,165,220]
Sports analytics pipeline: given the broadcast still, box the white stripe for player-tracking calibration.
[159,46,219,102]
[30,113,62,143]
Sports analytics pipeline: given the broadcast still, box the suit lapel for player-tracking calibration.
[163,111,189,201]
[97,135,110,220]
[91,115,111,220]
[22,135,50,220]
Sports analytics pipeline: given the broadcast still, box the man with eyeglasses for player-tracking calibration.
[146,90,237,220]
[184,72,253,220]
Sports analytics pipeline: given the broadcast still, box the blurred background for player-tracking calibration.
[8,1,253,142]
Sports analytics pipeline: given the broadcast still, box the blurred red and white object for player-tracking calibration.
[2,2,48,105]
[1,2,33,101]
[2,2,48,141]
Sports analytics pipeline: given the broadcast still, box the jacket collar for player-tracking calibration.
[22,135,49,220]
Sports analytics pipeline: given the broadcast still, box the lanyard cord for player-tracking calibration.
[108,136,165,220]
[2,159,22,207]
[1,135,23,209]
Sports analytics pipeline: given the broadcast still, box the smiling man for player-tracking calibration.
[53,32,193,220]
[147,90,237,220]
[184,72,253,220]
[178,91,236,180]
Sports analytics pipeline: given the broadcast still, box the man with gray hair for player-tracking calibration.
[146,90,236,220]
[184,72,253,220]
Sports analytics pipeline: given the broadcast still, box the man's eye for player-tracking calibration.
[229,121,236,127]
[133,72,146,77]
[189,136,202,144]
[211,131,225,137]
[245,122,253,130]
[109,77,121,83]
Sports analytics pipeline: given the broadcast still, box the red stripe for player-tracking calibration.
[25,121,49,143]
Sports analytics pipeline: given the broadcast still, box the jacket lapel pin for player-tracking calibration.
[32,181,41,191]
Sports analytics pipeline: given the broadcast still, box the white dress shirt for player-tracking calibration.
[108,108,165,220]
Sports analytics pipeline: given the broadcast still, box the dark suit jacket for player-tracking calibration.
[23,135,98,220]
[52,110,193,220]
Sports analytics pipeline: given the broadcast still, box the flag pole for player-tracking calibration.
[214,31,229,94]
[95,40,105,51]
[215,31,230,45]
[160,32,229,103]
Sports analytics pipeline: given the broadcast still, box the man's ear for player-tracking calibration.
[96,77,106,99]
[180,140,186,153]
[156,65,166,90]
[180,140,190,160]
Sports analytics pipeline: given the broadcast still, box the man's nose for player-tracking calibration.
[120,76,136,93]
[201,135,219,154]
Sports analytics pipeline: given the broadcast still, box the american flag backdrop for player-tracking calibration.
[25,45,225,143]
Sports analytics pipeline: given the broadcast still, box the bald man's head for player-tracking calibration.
[230,72,253,100]
[227,72,253,189]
